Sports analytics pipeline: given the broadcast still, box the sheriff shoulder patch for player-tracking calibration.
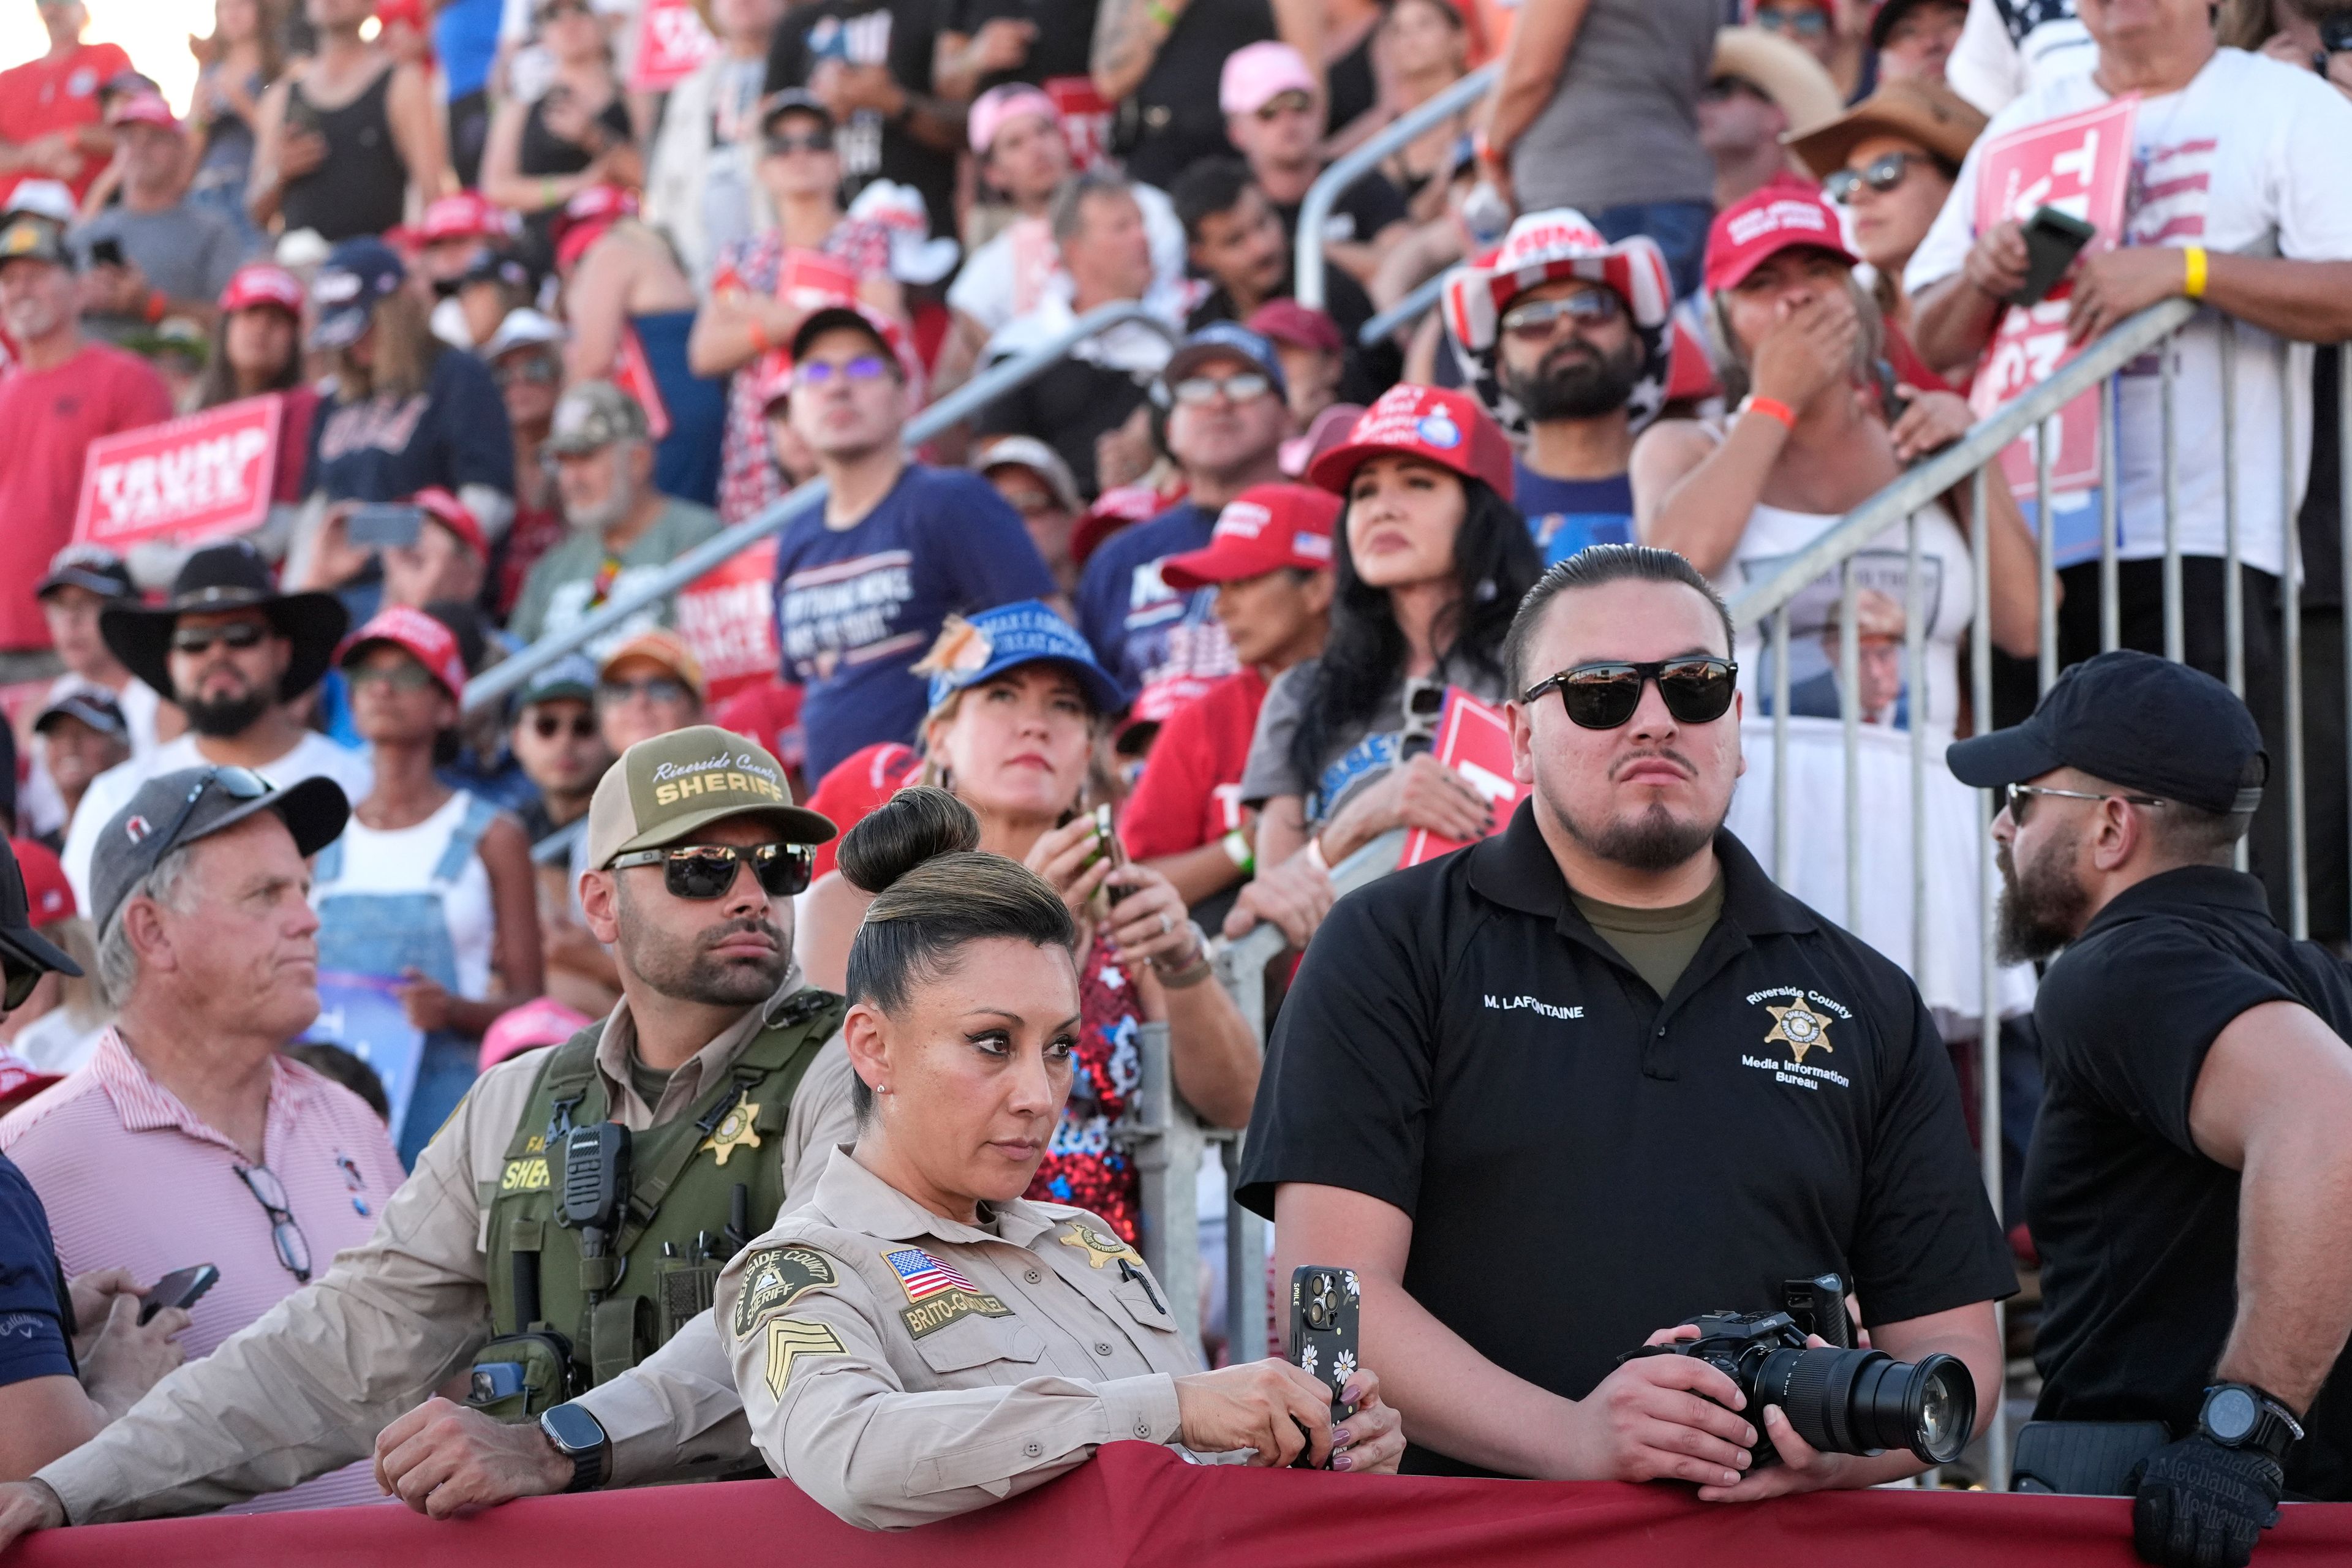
[733,1246,838,1338]
[763,1317,846,1398]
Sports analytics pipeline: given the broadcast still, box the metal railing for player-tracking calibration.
[1359,270,1450,349]
[459,301,1183,714]
[1295,64,1497,314]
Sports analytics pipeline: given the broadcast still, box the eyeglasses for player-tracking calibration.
[609,841,816,900]
[1521,657,1739,730]
[149,766,274,868]
[171,620,270,656]
[528,709,599,741]
[2,957,39,1012]
[494,356,561,386]
[794,355,889,390]
[1825,152,1922,205]
[598,676,690,706]
[347,662,439,693]
[1500,290,1623,342]
[1254,89,1314,121]
[1753,4,1829,37]
[2000,782,2166,828]
[1170,372,1272,407]
[764,131,833,156]
[235,1163,314,1284]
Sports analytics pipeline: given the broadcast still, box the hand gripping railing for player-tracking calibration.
[1295,64,1498,315]
[460,301,1183,714]
[1122,831,1406,1362]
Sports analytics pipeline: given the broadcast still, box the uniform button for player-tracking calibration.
[1135,1420,1151,1437]
[1024,1268,1042,1284]
[1095,1341,1114,1355]
[1023,1441,1042,1458]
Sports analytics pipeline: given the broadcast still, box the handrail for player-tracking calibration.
[1359,269,1449,349]
[1725,296,2196,628]
[461,301,1183,714]
[1295,64,1497,314]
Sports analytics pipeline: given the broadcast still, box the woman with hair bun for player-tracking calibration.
[717,786,1404,1528]
[797,601,1262,1246]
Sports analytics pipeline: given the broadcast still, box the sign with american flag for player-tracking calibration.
[884,1248,977,1303]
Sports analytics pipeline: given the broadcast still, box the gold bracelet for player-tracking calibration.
[2184,244,2209,301]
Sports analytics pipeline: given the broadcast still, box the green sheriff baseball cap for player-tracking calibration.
[585,725,834,870]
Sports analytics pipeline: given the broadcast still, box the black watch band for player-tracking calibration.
[539,1402,611,1492]
[2196,1382,2304,1464]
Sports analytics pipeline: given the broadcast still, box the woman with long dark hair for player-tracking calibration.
[1229,385,1541,944]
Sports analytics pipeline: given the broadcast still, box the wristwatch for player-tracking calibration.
[2196,1382,2304,1464]
[539,1401,611,1493]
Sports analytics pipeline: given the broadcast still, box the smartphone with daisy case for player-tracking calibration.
[1287,1265,1360,1466]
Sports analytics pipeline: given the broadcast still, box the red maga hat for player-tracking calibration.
[1161,484,1338,590]
[1703,186,1858,294]
[338,602,468,701]
[219,262,305,315]
[1306,383,1515,501]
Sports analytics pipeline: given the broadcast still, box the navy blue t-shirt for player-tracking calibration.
[306,346,515,503]
[1516,460,1634,567]
[1076,502,1239,710]
[0,1153,74,1389]
[773,465,1058,778]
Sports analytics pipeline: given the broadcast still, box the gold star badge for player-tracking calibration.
[1058,1223,1141,1269]
[1764,1000,1834,1065]
[699,1092,763,1166]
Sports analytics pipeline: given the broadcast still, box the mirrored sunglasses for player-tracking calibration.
[1825,152,1921,205]
[1171,372,1271,407]
[1500,290,1624,342]
[609,841,815,900]
[1521,657,1738,730]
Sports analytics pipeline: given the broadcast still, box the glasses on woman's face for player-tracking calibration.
[1825,151,1921,205]
[1500,290,1623,343]
[599,676,690,707]
[236,1163,314,1283]
[1521,657,1739,730]
[528,709,598,741]
[494,355,560,386]
[347,662,439,693]
[608,841,815,900]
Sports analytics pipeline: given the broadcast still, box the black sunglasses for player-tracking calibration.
[2000,782,2165,828]
[235,1163,314,1283]
[2,957,39,1012]
[1522,657,1738,730]
[765,130,833,156]
[171,620,270,655]
[529,709,599,741]
[609,842,815,900]
[1825,151,1922,205]
[149,766,274,865]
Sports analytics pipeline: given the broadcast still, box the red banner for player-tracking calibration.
[611,325,673,443]
[674,535,778,703]
[1400,689,1528,868]
[15,1442,2352,1568]
[72,394,283,552]
[1045,74,1116,173]
[627,0,717,92]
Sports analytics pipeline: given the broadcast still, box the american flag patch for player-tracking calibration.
[884,1248,976,1302]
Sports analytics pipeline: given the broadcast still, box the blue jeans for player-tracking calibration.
[1588,200,1714,301]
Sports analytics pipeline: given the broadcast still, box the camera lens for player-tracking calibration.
[1758,1348,1975,1465]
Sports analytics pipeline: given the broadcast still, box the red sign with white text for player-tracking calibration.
[1044,76,1116,173]
[1400,689,1528,869]
[73,394,283,551]
[674,537,779,703]
[628,0,717,92]
[612,325,673,442]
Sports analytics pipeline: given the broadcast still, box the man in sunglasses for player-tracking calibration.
[512,655,614,854]
[0,728,862,1545]
[1242,543,2010,1494]
[1951,652,2352,1558]
[59,540,374,914]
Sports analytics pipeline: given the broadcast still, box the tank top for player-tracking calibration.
[280,64,407,241]
[517,90,633,253]
[312,790,500,999]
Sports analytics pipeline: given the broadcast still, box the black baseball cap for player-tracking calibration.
[33,687,127,739]
[36,543,135,601]
[89,766,350,935]
[0,839,79,993]
[1946,650,2267,816]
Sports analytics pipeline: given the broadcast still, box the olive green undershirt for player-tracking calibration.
[626,1053,674,1111]
[1570,872,1726,1001]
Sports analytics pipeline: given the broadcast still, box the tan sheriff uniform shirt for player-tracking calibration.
[37,973,859,1523]
[716,1147,1198,1531]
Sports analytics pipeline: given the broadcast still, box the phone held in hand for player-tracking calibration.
[346,503,425,551]
[2013,205,2098,307]
[1288,1265,1360,1468]
[138,1263,221,1324]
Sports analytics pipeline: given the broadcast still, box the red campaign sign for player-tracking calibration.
[1400,689,1529,869]
[777,247,861,308]
[628,0,717,92]
[1967,97,2138,501]
[612,325,673,442]
[73,393,283,551]
[1044,75,1116,173]
[674,536,779,703]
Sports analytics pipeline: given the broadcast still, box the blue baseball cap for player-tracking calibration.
[309,236,407,350]
[1161,322,1289,401]
[922,601,1126,718]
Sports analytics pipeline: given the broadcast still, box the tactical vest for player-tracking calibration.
[470,987,846,1420]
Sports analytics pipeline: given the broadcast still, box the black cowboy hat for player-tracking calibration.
[99,539,349,703]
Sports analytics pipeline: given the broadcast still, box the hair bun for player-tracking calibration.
[837,785,982,895]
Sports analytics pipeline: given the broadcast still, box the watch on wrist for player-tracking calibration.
[2196,1382,2304,1463]
[539,1401,611,1492]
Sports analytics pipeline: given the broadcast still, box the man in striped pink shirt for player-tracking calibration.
[0,763,402,1513]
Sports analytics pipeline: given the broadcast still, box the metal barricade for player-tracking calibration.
[1294,65,1497,314]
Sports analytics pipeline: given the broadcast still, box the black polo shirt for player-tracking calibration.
[2026,864,2352,1499]
[1236,801,2015,1477]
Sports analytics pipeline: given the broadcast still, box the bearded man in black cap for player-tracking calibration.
[1950,650,2352,1567]
[59,540,373,912]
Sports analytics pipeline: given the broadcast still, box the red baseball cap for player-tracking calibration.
[108,93,181,134]
[413,486,488,559]
[1161,484,1338,590]
[420,190,507,245]
[752,347,796,412]
[1247,298,1343,356]
[0,1049,62,1113]
[1307,384,1516,501]
[1703,186,1858,294]
[8,837,74,925]
[220,262,305,315]
[338,603,468,701]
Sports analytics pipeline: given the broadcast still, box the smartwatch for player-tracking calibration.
[539,1401,611,1493]
[2196,1382,2304,1464]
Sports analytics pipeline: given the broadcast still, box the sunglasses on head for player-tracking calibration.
[172,620,270,656]
[765,130,833,156]
[149,765,274,872]
[1825,151,1922,204]
[609,841,815,900]
[1500,290,1623,342]
[1170,371,1271,407]
[528,709,598,741]
[794,355,889,389]
[1521,657,1738,730]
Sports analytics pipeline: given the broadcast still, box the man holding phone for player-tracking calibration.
[69,94,254,341]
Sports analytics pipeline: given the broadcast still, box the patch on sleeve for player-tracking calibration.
[732,1246,839,1337]
[763,1317,847,1398]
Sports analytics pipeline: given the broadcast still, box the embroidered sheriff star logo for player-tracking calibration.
[1763,1000,1834,1065]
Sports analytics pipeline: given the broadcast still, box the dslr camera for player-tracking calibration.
[1641,1274,1975,1468]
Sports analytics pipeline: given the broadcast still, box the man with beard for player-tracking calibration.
[1442,211,1676,568]
[1950,652,2352,1558]
[59,541,374,913]
[0,728,858,1544]
[1238,543,2011,1485]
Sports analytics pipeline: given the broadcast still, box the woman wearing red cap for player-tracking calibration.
[1229,385,1541,944]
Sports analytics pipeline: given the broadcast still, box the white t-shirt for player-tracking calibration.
[62,729,377,916]
[1907,47,2352,580]
[1947,0,2092,117]
[946,181,1189,337]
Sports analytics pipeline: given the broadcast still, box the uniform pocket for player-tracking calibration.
[911,1312,1047,1377]
[1110,1280,1178,1334]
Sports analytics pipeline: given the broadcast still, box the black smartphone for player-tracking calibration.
[138,1263,219,1324]
[88,237,124,269]
[1871,357,1907,428]
[1094,803,1133,907]
[284,93,322,137]
[346,502,424,550]
[2013,205,2098,307]
[1287,1265,1360,1468]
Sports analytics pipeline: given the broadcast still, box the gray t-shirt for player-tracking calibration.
[511,494,727,655]
[1238,654,1509,824]
[72,202,255,317]
[1510,0,1719,214]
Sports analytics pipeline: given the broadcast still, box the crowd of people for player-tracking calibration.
[0,0,2350,1564]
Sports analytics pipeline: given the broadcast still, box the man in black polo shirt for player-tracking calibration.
[1950,652,2352,1567]
[1238,544,2011,1490]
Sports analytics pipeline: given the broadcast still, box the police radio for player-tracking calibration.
[560,1123,632,1302]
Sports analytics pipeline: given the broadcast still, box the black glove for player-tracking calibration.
[2129,1434,2283,1568]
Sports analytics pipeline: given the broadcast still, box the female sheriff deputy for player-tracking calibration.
[715,788,1405,1527]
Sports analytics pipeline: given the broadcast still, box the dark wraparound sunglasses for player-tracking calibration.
[609,842,816,900]
[172,621,270,655]
[1522,658,1738,730]
[1825,152,1924,205]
